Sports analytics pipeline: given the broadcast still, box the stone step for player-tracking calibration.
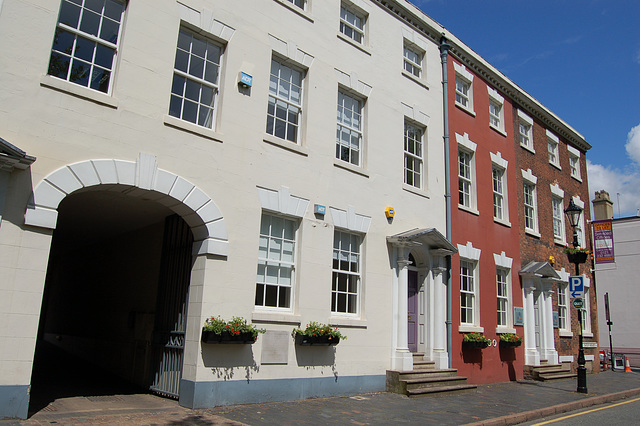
[413,360,436,370]
[406,384,477,397]
[388,368,459,380]
[538,372,577,381]
[404,375,470,391]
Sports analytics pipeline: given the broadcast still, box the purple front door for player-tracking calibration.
[408,270,419,352]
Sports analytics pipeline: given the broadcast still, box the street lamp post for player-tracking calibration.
[565,199,587,394]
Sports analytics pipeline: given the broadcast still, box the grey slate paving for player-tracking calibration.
[3,370,640,425]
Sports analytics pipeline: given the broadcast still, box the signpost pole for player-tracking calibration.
[605,292,614,371]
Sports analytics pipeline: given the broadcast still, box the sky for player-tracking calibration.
[413,0,640,218]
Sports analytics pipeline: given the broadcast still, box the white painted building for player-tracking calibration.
[593,191,640,367]
[0,0,456,418]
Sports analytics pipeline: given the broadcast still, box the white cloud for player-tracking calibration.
[625,124,640,164]
[587,161,640,218]
[588,123,640,217]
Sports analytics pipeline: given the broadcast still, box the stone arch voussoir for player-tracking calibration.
[24,153,228,256]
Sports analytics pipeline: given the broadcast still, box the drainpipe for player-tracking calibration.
[439,34,452,368]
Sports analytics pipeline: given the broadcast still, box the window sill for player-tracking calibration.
[490,124,507,137]
[559,330,574,338]
[525,228,541,238]
[329,317,367,329]
[455,102,476,117]
[402,184,430,199]
[496,327,517,334]
[520,143,536,154]
[571,174,583,183]
[252,311,301,325]
[549,161,562,170]
[494,218,512,228]
[164,115,224,142]
[401,70,429,90]
[458,204,479,216]
[458,325,484,333]
[263,134,309,156]
[273,0,314,22]
[554,239,568,247]
[333,159,369,177]
[337,32,371,55]
[583,332,594,338]
[40,75,118,109]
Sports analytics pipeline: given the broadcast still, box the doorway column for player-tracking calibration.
[392,245,413,371]
[523,279,539,366]
[431,257,448,369]
[542,281,559,364]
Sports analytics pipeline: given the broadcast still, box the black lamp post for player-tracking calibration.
[565,199,587,394]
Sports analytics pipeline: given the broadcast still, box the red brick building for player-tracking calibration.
[444,37,596,383]
[446,56,524,383]
[512,102,597,377]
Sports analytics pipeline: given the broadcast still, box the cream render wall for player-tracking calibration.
[0,0,447,413]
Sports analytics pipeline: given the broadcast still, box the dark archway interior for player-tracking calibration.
[30,188,191,413]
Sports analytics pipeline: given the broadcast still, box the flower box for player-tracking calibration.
[294,332,340,346]
[201,316,264,344]
[201,329,257,344]
[462,340,489,349]
[499,340,522,348]
[566,251,588,264]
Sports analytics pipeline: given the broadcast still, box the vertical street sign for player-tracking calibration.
[569,276,584,299]
[593,220,615,264]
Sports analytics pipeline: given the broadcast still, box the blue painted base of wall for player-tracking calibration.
[0,385,30,420]
[179,375,386,409]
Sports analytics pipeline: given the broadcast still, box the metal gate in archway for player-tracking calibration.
[150,214,194,398]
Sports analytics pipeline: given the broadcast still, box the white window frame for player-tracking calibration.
[517,110,535,153]
[491,152,509,225]
[558,282,570,335]
[255,213,298,311]
[488,87,506,135]
[266,57,305,144]
[572,196,586,247]
[547,130,561,169]
[581,277,592,337]
[284,0,306,10]
[332,229,362,316]
[169,28,223,129]
[458,242,482,332]
[522,169,539,237]
[568,145,582,181]
[47,0,126,94]
[336,89,364,167]
[494,252,515,333]
[454,62,474,114]
[339,2,366,45]
[550,184,566,245]
[403,43,423,79]
[404,120,424,190]
[456,133,477,213]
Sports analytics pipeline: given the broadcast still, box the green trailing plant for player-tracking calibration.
[203,316,265,339]
[499,333,522,344]
[462,332,491,345]
[563,247,589,254]
[293,321,347,340]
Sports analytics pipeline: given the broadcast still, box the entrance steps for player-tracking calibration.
[386,353,477,397]
[526,360,576,381]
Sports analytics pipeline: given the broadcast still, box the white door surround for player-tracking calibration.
[520,262,560,366]
[387,228,456,371]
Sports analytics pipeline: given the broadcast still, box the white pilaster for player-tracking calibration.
[431,264,448,369]
[523,280,539,366]
[391,247,413,371]
[542,283,559,364]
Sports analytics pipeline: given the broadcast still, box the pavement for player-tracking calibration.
[3,370,640,425]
